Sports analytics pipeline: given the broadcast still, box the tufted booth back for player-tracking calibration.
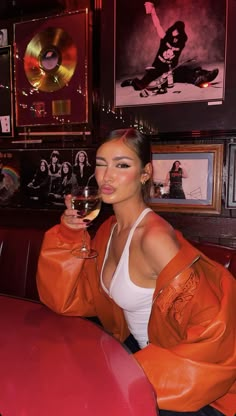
[0,227,45,301]
[191,240,236,277]
[0,227,235,302]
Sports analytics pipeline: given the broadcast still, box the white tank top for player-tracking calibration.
[100,208,155,348]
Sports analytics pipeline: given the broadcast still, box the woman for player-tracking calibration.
[48,150,62,194]
[73,150,94,186]
[37,129,236,416]
[48,161,77,204]
[27,159,50,202]
[165,160,188,199]
[59,161,77,196]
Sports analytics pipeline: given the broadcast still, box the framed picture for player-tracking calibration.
[14,10,90,127]
[0,28,8,47]
[0,147,97,210]
[151,143,223,214]
[99,0,236,135]
[226,142,236,208]
[115,0,226,108]
[0,46,13,138]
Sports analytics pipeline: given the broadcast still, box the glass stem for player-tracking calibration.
[81,228,89,253]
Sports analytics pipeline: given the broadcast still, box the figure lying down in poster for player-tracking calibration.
[121,2,219,97]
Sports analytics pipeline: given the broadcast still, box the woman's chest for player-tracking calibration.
[102,230,156,290]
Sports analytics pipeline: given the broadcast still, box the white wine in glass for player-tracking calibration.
[71,186,101,259]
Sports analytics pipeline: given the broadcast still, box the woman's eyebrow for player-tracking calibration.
[96,156,134,161]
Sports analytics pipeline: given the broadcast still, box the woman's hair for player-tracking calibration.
[61,161,72,178]
[50,150,61,162]
[74,150,91,167]
[166,20,188,47]
[102,128,152,202]
[39,159,49,173]
[170,160,182,171]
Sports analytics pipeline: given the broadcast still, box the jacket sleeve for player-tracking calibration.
[134,253,236,412]
[36,219,98,316]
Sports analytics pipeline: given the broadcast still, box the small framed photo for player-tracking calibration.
[226,142,236,208]
[0,29,8,47]
[0,46,13,137]
[151,143,223,214]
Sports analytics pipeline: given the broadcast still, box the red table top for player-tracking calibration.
[0,296,157,416]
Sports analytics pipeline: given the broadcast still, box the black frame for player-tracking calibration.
[0,46,13,138]
[226,142,236,208]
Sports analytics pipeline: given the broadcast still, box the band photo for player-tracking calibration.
[20,148,97,209]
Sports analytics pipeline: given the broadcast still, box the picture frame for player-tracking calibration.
[0,28,8,48]
[226,142,236,208]
[0,147,97,210]
[100,0,236,135]
[114,0,226,108]
[151,143,223,214]
[0,46,13,138]
[14,10,89,127]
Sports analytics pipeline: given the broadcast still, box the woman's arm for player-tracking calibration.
[36,195,114,316]
[135,236,236,411]
[181,166,188,178]
[36,220,97,316]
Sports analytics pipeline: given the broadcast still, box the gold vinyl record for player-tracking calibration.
[24,27,77,92]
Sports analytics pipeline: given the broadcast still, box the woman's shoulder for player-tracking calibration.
[145,210,174,234]
[141,211,180,271]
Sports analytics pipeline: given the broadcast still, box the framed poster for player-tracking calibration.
[115,0,226,108]
[99,0,236,135]
[0,148,97,210]
[14,10,90,127]
[0,46,13,138]
[151,143,223,213]
[0,151,20,207]
[20,148,97,210]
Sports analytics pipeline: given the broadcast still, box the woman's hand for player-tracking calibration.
[61,194,87,230]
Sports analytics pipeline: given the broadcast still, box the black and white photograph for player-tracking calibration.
[20,148,97,209]
[115,0,226,107]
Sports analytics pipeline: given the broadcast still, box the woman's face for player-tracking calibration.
[95,139,147,205]
[40,162,46,171]
[51,153,59,162]
[78,152,85,163]
[63,164,69,173]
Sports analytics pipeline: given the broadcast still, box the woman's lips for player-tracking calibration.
[100,185,115,195]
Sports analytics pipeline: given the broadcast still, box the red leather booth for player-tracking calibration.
[0,226,235,302]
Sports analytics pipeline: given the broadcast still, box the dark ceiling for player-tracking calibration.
[0,0,64,18]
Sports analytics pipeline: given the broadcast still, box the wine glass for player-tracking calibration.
[71,186,101,259]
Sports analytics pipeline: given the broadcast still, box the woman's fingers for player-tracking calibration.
[64,194,73,209]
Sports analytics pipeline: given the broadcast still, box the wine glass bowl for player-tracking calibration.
[71,186,101,259]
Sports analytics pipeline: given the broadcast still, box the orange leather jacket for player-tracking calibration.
[36,216,236,415]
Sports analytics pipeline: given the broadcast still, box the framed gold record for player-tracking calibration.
[24,27,77,93]
[14,11,89,127]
